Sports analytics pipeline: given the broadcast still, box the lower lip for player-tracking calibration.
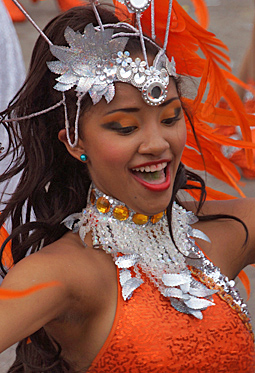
[131,163,171,192]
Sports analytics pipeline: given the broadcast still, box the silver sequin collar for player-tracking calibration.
[63,186,250,321]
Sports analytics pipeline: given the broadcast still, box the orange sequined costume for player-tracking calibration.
[87,269,255,373]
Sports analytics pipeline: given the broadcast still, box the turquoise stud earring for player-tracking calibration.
[80,154,88,162]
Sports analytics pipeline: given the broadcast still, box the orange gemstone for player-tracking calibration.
[113,205,129,221]
[151,211,164,224]
[132,213,149,225]
[90,189,96,205]
[96,197,110,213]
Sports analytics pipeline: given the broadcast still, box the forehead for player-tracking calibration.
[86,79,179,118]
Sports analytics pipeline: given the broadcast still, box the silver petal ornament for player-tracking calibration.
[53,81,75,92]
[188,309,203,320]
[103,83,116,104]
[184,296,215,310]
[162,273,191,287]
[188,280,218,298]
[46,60,68,75]
[76,77,93,93]
[56,72,78,85]
[115,254,140,269]
[122,277,144,300]
[192,228,211,243]
[180,282,190,293]
[119,269,132,286]
[170,298,191,315]
[62,213,82,228]
[186,211,199,225]
[164,287,190,300]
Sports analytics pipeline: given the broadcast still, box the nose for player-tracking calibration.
[138,123,170,156]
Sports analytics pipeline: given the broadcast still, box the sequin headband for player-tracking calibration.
[9,0,176,148]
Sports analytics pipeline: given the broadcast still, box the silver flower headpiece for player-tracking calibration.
[9,0,176,148]
[47,24,176,106]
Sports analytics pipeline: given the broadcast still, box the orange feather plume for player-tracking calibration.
[185,180,237,201]
[189,0,209,29]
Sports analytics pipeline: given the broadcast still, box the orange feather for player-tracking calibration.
[0,225,13,269]
[237,270,251,300]
[0,281,62,299]
[185,181,237,201]
[189,0,209,29]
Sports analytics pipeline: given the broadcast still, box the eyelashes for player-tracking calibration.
[117,126,137,134]
[102,121,137,135]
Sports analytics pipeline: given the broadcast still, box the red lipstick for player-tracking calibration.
[131,163,171,192]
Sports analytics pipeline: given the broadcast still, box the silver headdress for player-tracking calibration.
[9,0,176,148]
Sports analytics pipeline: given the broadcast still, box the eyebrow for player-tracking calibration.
[160,97,180,107]
[105,97,180,115]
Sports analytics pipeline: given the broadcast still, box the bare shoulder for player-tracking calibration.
[182,198,255,277]
[183,198,255,220]
[0,231,116,352]
[0,232,89,320]
[10,230,117,308]
[40,231,117,305]
[0,235,75,352]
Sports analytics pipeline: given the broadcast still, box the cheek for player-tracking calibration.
[173,121,187,155]
[179,125,187,150]
[88,138,129,168]
[102,148,124,165]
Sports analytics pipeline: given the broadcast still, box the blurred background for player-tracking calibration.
[0,0,255,370]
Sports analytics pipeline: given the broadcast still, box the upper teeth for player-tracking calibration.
[132,162,167,173]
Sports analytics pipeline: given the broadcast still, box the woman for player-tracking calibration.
[0,2,255,372]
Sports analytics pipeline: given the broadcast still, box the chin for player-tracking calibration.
[138,199,171,216]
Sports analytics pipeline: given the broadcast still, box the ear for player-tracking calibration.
[58,129,85,161]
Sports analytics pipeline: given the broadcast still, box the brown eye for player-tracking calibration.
[117,126,137,135]
[102,121,137,135]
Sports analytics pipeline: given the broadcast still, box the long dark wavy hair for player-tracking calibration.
[0,4,247,372]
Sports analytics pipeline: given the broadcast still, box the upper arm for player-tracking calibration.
[0,251,71,353]
[228,198,255,265]
[183,198,255,272]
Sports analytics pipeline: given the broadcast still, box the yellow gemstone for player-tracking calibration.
[90,189,96,205]
[151,211,164,224]
[113,205,129,221]
[132,213,149,225]
[96,197,110,213]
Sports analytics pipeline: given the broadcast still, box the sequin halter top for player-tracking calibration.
[63,185,254,371]
[63,185,252,327]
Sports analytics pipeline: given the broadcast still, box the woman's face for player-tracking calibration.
[77,80,186,215]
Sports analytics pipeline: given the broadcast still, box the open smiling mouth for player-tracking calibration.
[131,162,171,192]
